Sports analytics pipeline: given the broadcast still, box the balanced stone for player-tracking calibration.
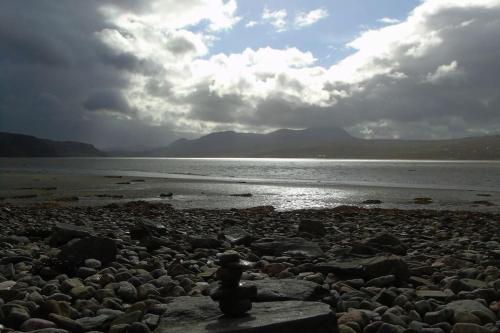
[211,251,257,317]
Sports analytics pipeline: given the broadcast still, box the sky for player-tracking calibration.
[1,0,499,149]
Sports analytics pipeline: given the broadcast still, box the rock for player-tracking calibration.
[366,275,396,287]
[189,237,221,249]
[49,223,91,246]
[376,323,405,333]
[156,296,336,333]
[129,219,167,240]
[298,220,327,237]
[381,313,407,327]
[223,226,253,246]
[6,306,30,327]
[351,233,407,256]
[75,314,110,331]
[339,324,357,333]
[452,323,492,333]
[338,309,369,328]
[20,318,57,331]
[48,314,84,333]
[315,255,409,281]
[249,279,329,302]
[117,281,138,303]
[128,322,151,333]
[445,300,496,323]
[252,237,324,258]
[416,290,450,300]
[110,310,142,326]
[424,309,454,325]
[57,236,117,268]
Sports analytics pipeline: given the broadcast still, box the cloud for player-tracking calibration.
[262,7,288,32]
[245,20,258,28]
[295,9,329,28]
[377,17,401,24]
[2,0,500,148]
[425,61,464,84]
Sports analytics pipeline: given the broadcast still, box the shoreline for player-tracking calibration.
[1,170,499,212]
[0,202,499,332]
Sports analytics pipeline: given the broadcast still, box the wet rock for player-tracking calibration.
[252,237,324,258]
[222,226,253,246]
[298,220,326,237]
[315,255,410,281]
[250,279,329,302]
[156,296,336,333]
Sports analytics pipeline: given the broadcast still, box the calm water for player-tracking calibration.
[1,158,500,210]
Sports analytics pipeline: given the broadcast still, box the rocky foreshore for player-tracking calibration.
[0,201,499,333]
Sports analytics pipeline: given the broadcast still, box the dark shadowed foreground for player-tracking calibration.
[0,202,499,332]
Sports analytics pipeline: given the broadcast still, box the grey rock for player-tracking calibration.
[223,227,253,246]
[315,255,409,280]
[50,223,91,246]
[189,237,221,249]
[20,318,57,331]
[298,220,326,237]
[156,296,336,333]
[249,279,329,301]
[252,237,324,258]
[76,314,110,331]
[57,237,117,268]
[452,323,492,333]
[445,300,496,323]
[423,309,454,325]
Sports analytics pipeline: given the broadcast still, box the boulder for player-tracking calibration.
[156,296,336,333]
[252,237,324,258]
[223,226,253,246]
[129,219,167,240]
[57,237,117,268]
[445,300,496,323]
[49,223,91,246]
[351,233,407,255]
[314,255,410,281]
[298,220,327,237]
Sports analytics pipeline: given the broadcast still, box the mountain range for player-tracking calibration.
[0,132,105,157]
[2,128,500,159]
[144,127,500,160]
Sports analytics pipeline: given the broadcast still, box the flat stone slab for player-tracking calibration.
[252,238,324,258]
[314,255,409,280]
[155,296,336,333]
[248,279,329,302]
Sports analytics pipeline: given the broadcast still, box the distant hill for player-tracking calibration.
[143,127,500,160]
[0,132,106,157]
[149,127,354,157]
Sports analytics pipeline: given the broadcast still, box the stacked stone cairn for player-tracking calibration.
[210,250,257,317]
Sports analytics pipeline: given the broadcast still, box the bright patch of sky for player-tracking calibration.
[207,0,421,66]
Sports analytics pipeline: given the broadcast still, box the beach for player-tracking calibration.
[1,195,500,332]
[1,168,499,212]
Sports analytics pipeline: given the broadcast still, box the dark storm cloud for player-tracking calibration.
[84,90,133,114]
[0,0,175,148]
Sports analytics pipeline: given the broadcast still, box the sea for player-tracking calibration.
[1,158,500,211]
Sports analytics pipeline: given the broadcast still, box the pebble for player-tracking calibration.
[0,202,498,332]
